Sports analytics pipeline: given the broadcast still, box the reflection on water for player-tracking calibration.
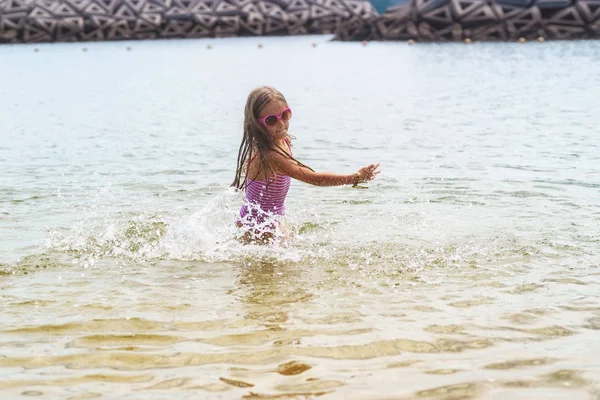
[0,258,599,398]
[238,261,313,329]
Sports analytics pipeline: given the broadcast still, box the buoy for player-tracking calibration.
[82,47,88,52]
[126,46,132,51]
[312,43,317,48]
[361,40,368,46]
[408,39,414,45]
[519,37,526,43]
[537,36,545,43]
[464,38,472,44]
[207,44,212,49]
[257,43,263,49]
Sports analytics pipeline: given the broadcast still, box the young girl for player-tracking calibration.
[231,86,380,243]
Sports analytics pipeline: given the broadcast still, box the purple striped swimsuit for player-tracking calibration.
[239,141,292,227]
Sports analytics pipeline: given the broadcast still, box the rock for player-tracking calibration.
[333,0,600,41]
[3,0,598,43]
[0,0,377,44]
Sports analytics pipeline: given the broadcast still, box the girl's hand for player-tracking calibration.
[357,163,380,183]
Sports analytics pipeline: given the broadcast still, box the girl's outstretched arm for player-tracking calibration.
[270,151,380,187]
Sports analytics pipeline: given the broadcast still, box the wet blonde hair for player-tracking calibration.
[231,86,312,190]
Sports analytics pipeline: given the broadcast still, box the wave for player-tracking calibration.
[0,187,552,278]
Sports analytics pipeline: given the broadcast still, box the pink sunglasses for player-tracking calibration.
[258,107,292,127]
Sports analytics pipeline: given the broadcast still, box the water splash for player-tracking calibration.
[6,184,538,279]
[45,189,241,264]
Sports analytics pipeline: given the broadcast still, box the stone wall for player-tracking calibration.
[0,0,377,43]
[335,0,600,41]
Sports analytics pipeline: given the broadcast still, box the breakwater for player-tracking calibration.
[335,0,600,41]
[0,0,376,43]
[1,0,599,45]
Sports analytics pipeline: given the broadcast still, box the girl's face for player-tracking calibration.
[258,100,290,142]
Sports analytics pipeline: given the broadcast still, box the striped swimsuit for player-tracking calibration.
[239,140,291,228]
